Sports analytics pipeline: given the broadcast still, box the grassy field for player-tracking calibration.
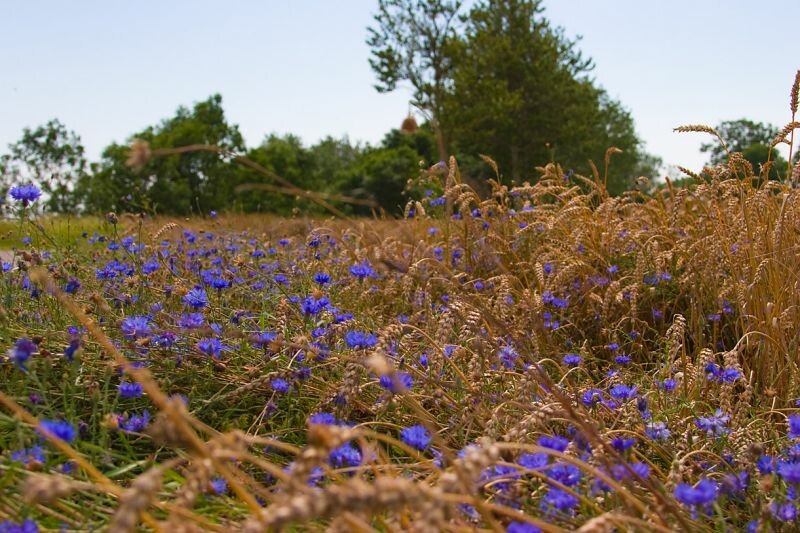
[2,157,800,532]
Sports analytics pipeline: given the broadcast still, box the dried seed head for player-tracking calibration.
[127,139,152,172]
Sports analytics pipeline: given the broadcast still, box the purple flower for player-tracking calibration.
[695,409,730,438]
[581,388,605,407]
[8,338,37,370]
[210,476,227,495]
[611,437,637,452]
[538,435,569,452]
[329,442,362,469]
[197,338,226,358]
[562,353,581,366]
[379,372,413,393]
[645,421,671,441]
[9,184,41,204]
[117,410,150,433]
[757,455,775,475]
[118,382,144,398]
[609,384,637,401]
[271,378,289,393]
[400,425,431,451]
[540,487,578,514]
[183,286,208,308]
[0,518,39,533]
[506,522,542,533]
[308,412,339,425]
[771,502,798,522]
[674,478,718,506]
[301,296,329,316]
[39,419,77,442]
[10,445,45,466]
[789,414,800,439]
[313,272,331,285]
[179,313,205,329]
[778,460,800,484]
[349,263,374,279]
[121,315,153,339]
[343,330,378,350]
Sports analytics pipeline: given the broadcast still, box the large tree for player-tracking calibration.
[80,95,244,214]
[700,118,786,181]
[367,0,463,161]
[0,119,87,213]
[443,0,658,193]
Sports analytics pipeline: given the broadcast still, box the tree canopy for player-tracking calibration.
[700,118,787,181]
[367,0,661,194]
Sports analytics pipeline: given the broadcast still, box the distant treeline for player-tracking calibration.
[1,1,792,216]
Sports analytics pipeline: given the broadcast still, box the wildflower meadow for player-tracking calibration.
[2,72,800,533]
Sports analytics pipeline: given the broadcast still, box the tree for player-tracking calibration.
[339,125,436,215]
[0,119,87,213]
[700,119,786,180]
[442,0,659,194]
[367,0,463,160]
[80,95,244,214]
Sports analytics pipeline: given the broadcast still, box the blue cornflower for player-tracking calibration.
[674,478,719,507]
[540,487,579,514]
[790,414,800,439]
[39,419,77,442]
[379,372,413,393]
[778,460,800,484]
[546,463,582,487]
[615,355,632,364]
[498,345,518,368]
[183,286,208,308]
[343,330,378,350]
[118,382,144,398]
[313,272,331,285]
[721,367,741,383]
[301,296,330,316]
[0,518,39,533]
[400,425,431,451]
[179,313,205,329]
[611,437,637,452]
[271,378,289,393]
[121,315,153,339]
[757,455,775,475]
[210,476,227,495]
[538,435,569,452]
[349,263,374,279]
[613,462,651,481]
[518,453,548,469]
[581,388,605,407]
[9,184,41,204]
[506,522,542,533]
[329,442,362,469]
[64,277,81,294]
[308,412,339,425]
[645,421,671,441]
[721,471,749,497]
[695,409,731,438]
[771,502,798,522]
[10,445,45,466]
[8,338,37,370]
[609,384,637,401]
[197,338,226,358]
[657,378,678,392]
[118,410,151,433]
[562,353,581,366]
[252,330,278,349]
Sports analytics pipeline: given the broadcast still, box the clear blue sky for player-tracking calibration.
[2,1,798,174]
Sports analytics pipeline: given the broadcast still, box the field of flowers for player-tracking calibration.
[3,150,800,532]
